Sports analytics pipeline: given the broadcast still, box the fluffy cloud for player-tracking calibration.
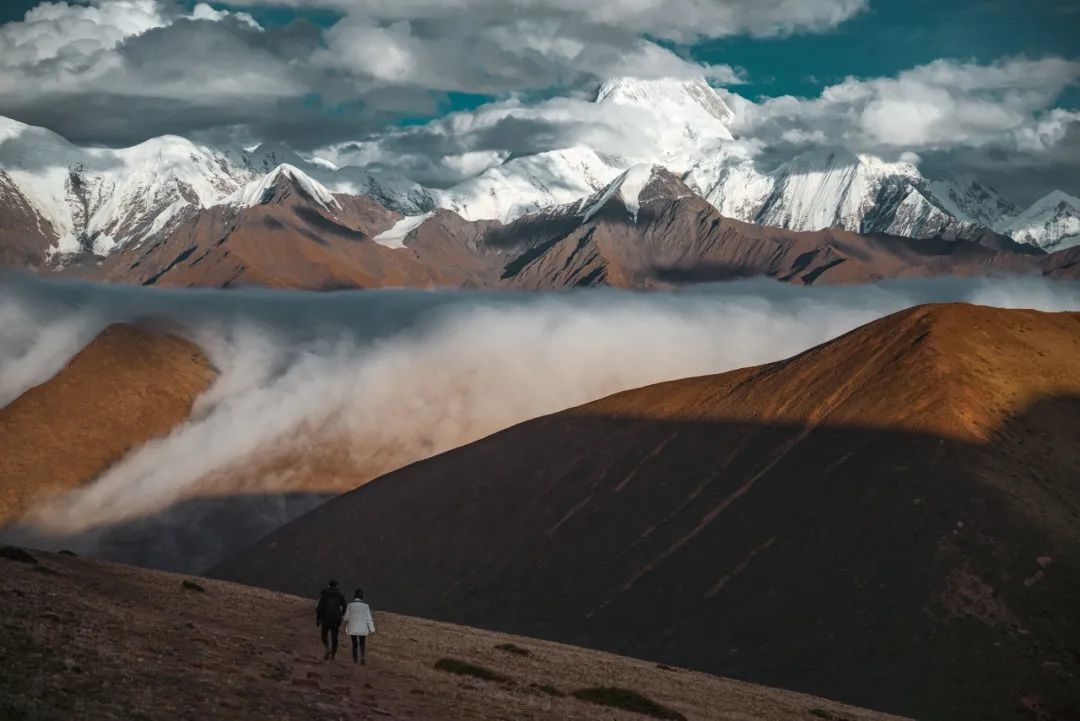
[0,0,165,67]
[724,56,1080,200]
[734,57,1080,154]
[0,2,1075,202]
[0,0,860,145]
[0,1,328,143]
[310,15,741,95]
[304,55,1080,208]
[233,0,868,42]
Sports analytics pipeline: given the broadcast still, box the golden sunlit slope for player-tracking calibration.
[0,324,215,525]
[215,304,1080,721]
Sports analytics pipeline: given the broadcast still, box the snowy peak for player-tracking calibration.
[232,164,339,211]
[0,116,254,255]
[756,149,922,233]
[242,142,311,174]
[998,190,1080,251]
[581,164,690,223]
[433,146,623,222]
[927,178,1019,228]
[596,76,735,128]
[1025,189,1080,212]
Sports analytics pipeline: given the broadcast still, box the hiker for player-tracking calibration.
[343,587,376,665]
[316,579,347,660]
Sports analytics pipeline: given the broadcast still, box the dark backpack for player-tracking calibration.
[319,590,344,623]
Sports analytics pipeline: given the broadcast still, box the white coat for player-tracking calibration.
[343,600,376,636]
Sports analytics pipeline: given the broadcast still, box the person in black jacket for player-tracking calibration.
[315,579,347,660]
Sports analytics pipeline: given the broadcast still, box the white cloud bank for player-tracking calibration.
[3,275,1080,571]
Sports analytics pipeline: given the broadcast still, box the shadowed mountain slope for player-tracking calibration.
[213,304,1080,721]
[483,168,1044,289]
[0,550,906,721]
[0,323,215,525]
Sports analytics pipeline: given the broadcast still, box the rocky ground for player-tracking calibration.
[0,549,905,721]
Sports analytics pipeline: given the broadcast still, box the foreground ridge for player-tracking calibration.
[0,550,905,721]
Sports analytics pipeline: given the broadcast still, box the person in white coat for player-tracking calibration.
[342,588,376,665]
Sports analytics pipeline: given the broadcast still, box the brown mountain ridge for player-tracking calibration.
[39,167,1080,290]
[0,323,215,526]
[213,304,1080,721]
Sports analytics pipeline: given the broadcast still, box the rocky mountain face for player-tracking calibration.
[212,303,1080,721]
[997,190,1080,250]
[35,164,1077,289]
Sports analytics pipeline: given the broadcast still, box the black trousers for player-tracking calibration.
[320,622,340,656]
[350,634,367,662]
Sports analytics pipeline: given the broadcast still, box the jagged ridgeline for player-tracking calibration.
[1,78,1077,279]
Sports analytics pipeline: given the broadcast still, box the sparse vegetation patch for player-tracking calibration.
[495,642,531,656]
[530,683,565,697]
[181,579,206,593]
[434,658,509,683]
[0,546,37,564]
[571,686,686,720]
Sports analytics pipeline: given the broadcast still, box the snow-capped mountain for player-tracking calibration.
[927,178,1019,229]
[570,163,693,224]
[0,116,430,263]
[231,164,340,212]
[426,77,736,223]
[0,116,250,257]
[995,191,1080,251]
[1,74,1077,264]
[411,78,1052,246]
[430,146,623,222]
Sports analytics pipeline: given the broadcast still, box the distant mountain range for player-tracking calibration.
[4,156,1075,289]
[2,77,1079,284]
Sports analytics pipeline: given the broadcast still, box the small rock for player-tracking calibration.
[58,550,78,557]
[181,580,206,593]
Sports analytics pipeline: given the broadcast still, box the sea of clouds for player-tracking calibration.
[3,272,1079,571]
